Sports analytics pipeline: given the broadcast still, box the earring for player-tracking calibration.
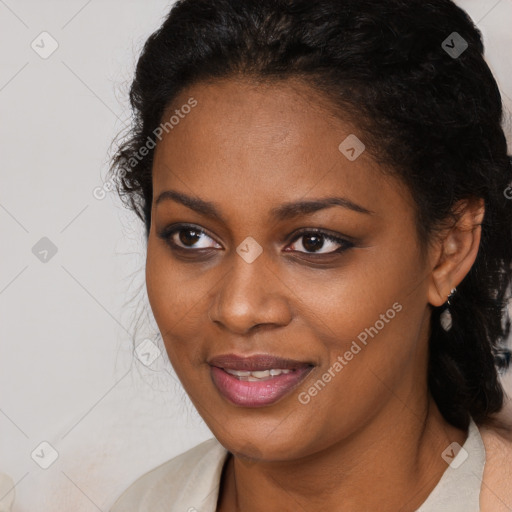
[440,287,456,331]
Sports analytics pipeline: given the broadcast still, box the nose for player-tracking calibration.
[208,251,292,335]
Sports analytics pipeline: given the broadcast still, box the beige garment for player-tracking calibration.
[479,423,512,511]
[0,473,15,512]
[110,419,512,512]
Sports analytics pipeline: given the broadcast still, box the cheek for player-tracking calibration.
[288,271,424,445]
[291,242,419,346]
[145,238,209,363]
[294,237,425,378]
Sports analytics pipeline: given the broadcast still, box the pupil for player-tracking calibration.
[180,229,201,246]
[303,234,323,252]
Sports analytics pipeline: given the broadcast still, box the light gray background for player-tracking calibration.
[1,1,511,510]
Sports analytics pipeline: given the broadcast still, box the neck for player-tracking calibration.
[217,396,467,512]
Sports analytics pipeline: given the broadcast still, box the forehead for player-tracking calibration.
[151,78,413,223]
[158,77,347,161]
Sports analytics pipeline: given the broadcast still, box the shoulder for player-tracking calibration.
[109,437,229,512]
[478,420,512,512]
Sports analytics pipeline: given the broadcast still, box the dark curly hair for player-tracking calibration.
[109,0,512,430]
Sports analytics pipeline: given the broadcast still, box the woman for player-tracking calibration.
[108,0,512,510]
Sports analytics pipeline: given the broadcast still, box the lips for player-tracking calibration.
[208,353,314,407]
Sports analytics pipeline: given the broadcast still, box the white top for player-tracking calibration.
[110,418,485,512]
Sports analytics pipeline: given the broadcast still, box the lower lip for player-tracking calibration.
[210,365,313,407]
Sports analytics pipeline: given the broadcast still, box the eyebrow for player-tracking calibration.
[154,189,374,222]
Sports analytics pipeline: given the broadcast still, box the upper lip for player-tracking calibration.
[208,353,313,371]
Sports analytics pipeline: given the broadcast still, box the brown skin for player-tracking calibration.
[146,78,484,512]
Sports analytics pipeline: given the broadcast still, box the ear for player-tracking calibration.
[427,198,485,307]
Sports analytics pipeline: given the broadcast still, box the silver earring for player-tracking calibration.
[440,287,456,331]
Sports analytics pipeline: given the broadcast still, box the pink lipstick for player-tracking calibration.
[208,353,314,407]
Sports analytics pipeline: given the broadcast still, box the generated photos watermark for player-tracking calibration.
[298,301,403,405]
[93,97,198,200]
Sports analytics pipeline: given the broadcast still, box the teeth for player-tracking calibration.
[251,370,270,378]
[225,369,251,377]
[224,368,293,380]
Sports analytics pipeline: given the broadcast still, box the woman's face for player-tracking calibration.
[146,78,436,460]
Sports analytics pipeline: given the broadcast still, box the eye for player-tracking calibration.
[158,224,353,256]
[285,229,353,255]
[159,224,222,251]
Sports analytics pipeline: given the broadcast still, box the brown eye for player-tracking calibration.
[159,225,222,251]
[178,228,202,247]
[286,230,353,255]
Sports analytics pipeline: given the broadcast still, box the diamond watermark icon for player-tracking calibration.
[441,32,468,59]
[32,237,58,263]
[31,31,59,59]
[338,134,365,161]
[31,441,59,469]
[135,339,162,366]
[236,237,263,264]
[441,441,468,469]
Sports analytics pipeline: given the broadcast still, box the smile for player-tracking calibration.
[208,353,314,407]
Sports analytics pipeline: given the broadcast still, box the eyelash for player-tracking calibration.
[157,224,354,257]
